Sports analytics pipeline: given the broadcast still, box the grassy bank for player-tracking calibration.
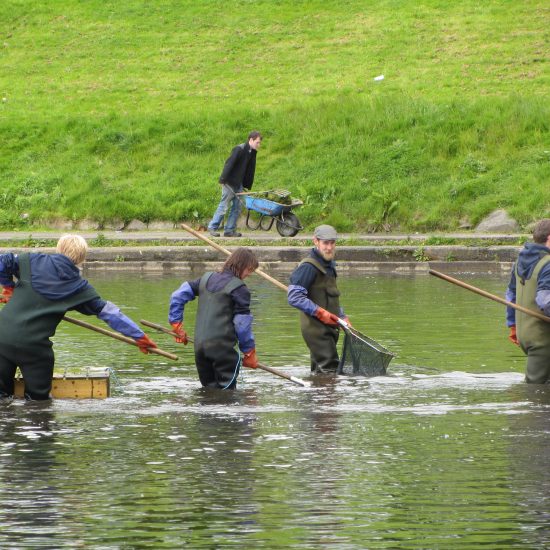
[1,0,549,231]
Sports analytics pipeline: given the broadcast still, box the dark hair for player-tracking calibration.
[533,219,550,244]
[248,130,262,141]
[222,247,259,279]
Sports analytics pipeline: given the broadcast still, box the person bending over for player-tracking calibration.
[0,235,157,400]
[168,247,260,389]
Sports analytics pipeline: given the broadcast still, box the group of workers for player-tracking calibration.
[1,128,549,400]
[0,223,348,399]
[1,218,550,401]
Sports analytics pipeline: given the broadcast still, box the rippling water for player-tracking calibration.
[1,271,549,548]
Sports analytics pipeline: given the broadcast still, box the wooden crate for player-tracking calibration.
[14,369,111,399]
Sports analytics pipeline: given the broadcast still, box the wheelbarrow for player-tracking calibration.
[237,189,303,237]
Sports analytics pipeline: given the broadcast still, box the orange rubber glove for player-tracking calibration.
[0,286,14,304]
[136,334,158,354]
[315,307,339,326]
[508,325,519,346]
[242,349,259,369]
[170,322,188,345]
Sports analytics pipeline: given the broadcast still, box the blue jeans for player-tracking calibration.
[208,184,242,233]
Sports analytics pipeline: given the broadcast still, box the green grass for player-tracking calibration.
[1,0,549,231]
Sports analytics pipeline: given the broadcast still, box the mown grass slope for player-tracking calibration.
[1,0,548,230]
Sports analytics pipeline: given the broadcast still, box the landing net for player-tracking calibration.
[337,326,395,377]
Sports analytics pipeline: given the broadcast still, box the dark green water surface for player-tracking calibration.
[1,271,549,549]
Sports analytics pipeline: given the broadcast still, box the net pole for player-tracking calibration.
[429,269,550,323]
[181,223,288,292]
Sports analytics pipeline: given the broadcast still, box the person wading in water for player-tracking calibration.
[287,225,351,374]
[506,218,550,384]
[168,247,260,389]
[0,235,157,401]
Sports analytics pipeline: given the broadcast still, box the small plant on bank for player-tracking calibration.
[413,246,431,262]
[23,234,49,248]
[91,233,109,247]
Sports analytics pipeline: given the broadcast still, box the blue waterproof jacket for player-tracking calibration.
[506,243,550,326]
[0,253,144,338]
[169,270,255,353]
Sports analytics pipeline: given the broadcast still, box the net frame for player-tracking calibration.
[337,326,395,377]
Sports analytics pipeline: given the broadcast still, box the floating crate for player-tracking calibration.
[14,368,111,399]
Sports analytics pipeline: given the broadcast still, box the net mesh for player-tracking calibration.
[337,327,395,377]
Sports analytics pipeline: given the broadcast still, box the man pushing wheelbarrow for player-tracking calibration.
[206,131,303,238]
[207,131,263,238]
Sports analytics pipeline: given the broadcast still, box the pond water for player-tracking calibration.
[1,270,549,549]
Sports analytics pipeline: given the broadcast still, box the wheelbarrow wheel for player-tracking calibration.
[276,212,301,237]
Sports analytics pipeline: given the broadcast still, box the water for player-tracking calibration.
[1,271,549,549]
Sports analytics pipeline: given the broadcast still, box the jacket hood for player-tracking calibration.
[516,243,550,281]
[30,253,89,300]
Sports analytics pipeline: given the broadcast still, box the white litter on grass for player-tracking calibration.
[374,74,385,81]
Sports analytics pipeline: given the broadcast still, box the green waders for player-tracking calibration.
[299,257,341,374]
[194,272,245,389]
[516,254,550,384]
[0,253,98,399]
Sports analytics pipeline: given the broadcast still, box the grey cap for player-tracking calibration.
[313,224,338,241]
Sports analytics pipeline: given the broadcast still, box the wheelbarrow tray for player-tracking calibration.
[243,195,302,216]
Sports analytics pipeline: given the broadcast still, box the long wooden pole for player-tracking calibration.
[428,269,550,323]
[181,222,396,362]
[63,315,179,360]
[140,319,309,387]
[180,223,288,292]
[141,319,185,340]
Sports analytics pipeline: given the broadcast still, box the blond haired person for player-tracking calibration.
[0,235,156,400]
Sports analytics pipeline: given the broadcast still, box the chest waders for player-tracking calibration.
[194,272,245,389]
[0,253,98,399]
[299,257,341,374]
[516,254,550,383]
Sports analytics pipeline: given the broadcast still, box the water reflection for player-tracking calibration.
[504,385,550,548]
[1,272,549,548]
[0,403,66,547]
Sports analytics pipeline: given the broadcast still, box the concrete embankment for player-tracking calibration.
[0,229,524,275]
[78,245,517,275]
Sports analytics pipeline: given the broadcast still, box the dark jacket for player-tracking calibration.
[219,142,257,191]
[288,248,345,318]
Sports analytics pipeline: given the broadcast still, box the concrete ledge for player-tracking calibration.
[80,260,514,276]
[0,244,521,261]
[1,245,520,275]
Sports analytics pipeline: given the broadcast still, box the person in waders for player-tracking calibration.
[506,219,550,384]
[168,247,260,389]
[0,235,158,401]
[287,225,351,374]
